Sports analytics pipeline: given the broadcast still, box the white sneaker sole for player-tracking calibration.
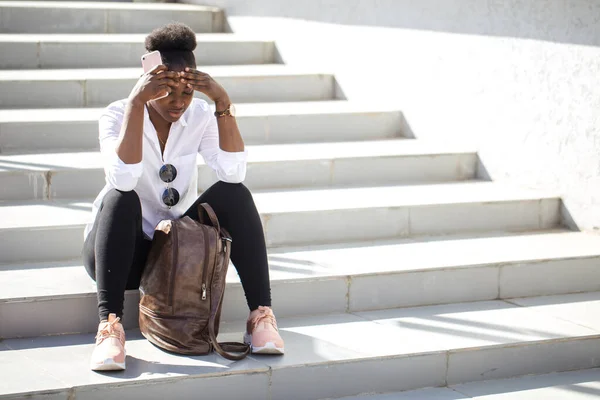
[244,333,284,355]
[91,354,126,371]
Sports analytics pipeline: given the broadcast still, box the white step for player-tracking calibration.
[1,292,600,399]
[0,65,339,108]
[341,368,600,399]
[0,182,561,264]
[0,102,405,153]
[0,34,276,69]
[1,230,600,338]
[0,1,223,34]
[0,141,477,200]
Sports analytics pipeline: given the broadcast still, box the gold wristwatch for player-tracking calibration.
[214,104,236,118]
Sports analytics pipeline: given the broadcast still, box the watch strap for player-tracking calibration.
[214,104,232,117]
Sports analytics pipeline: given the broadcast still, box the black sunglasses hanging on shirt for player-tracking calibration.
[159,164,180,207]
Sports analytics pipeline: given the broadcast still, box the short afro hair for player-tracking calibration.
[145,23,197,69]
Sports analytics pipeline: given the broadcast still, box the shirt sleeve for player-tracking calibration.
[98,102,144,192]
[198,108,248,184]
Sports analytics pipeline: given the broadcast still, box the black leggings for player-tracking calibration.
[83,182,271,322]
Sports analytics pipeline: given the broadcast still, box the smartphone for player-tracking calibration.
[141,50,163,73]
[141,51,168,99]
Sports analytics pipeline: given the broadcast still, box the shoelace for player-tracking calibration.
[251,309,279,332]
[95,317,124,344]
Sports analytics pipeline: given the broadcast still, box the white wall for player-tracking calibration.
[187,0,600,231]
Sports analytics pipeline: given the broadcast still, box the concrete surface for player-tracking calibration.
[2,294,600,399]
[183,0,600,232]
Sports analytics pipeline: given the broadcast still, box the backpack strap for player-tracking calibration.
[207,233,251,361]
[208,294,251,360]
[197,203,221,233]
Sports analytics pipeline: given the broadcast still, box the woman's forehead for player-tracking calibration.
[165,63,192,73]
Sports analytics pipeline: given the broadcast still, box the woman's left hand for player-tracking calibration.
[178,68,229,103]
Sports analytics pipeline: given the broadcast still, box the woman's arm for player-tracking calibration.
[115,99,145,164]
[214,96,244,153]
[99,105,143,192]
[197,100,247,184]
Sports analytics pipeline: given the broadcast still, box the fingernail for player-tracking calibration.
[187,84,192,88]
[185,67,190,71]
[181,79,185,83]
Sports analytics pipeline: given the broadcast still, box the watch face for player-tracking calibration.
[229,104,236,117]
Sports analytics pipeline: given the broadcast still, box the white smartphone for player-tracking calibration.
[141,51,168,99]
[141,50,163,73]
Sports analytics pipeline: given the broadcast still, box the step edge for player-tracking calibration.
[3,254,600,304]
[2,327,599,397]
[0,197,561,231]
[0,147,479,173]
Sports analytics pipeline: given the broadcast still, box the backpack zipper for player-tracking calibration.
[211,237,231,297]
[201,225,211,301]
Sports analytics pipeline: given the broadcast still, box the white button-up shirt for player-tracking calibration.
[84,98,248,240]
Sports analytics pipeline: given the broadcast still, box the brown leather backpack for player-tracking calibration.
[139,203,250,360]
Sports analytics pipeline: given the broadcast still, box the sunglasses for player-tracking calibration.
[159,164,180,207]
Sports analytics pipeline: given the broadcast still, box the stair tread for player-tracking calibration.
[1,292,599,397]
[0,101,398,123]
[0,1,219,11]
[0,64,333,81]
[0,33,272,43]
[344,368,600,399]
[0,182,559,230]
[0,140,474,172]
[1,230,600,302]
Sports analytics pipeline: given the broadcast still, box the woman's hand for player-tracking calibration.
[129,65,180,105]
[178,68,229,104]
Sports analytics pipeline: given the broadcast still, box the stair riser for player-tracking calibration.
[0,111,404,154]
[0,153,477,201]
[0,277,346,338]
[2,338,599,400]
[263,198,560,247]
[0,199,560,265]
[0,338,597,400]
[273,339,600,400]
[204,153,477,191]
[0,6,221,34]
[350,257,600,311]
[0,40,275,69]
[2,256,599,339]
[0,120,97,154]
[447,337,600,386]
[0,75,336,108]
[0,226,82,265]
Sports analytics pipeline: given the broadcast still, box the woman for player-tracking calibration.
[83,23,284,372]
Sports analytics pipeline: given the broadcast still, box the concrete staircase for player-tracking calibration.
[1,2,600,399]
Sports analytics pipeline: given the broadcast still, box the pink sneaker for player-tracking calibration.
[90,313,126,371]
[244,306,284,355]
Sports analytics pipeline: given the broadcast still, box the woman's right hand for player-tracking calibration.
[129,65,180,104]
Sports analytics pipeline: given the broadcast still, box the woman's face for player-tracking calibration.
[148,64,195,123]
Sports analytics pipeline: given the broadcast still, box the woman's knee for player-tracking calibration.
[101,189,142,216]
[213,181,253,202]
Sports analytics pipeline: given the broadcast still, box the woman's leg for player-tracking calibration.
[83,189,151,370]
[183,181,271,310]
[183,182,283,354]
[83,189,151,321]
